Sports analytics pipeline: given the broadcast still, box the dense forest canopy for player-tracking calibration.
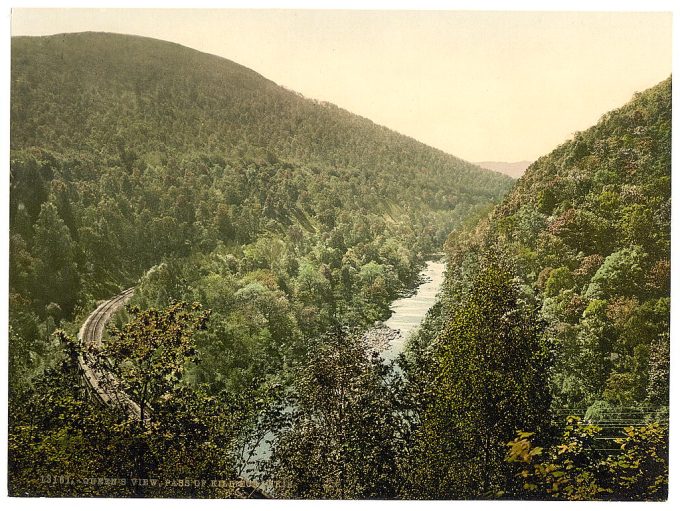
[440,77,671,411]
[399,76,671,499]
[7,32,670,500]
[9,32,511,388]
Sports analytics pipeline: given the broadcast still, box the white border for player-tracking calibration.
[2,1,678,510]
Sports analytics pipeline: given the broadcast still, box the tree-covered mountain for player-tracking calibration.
[10,31,668,500]
[9,32,511,385]
[9,33,515,496]
[457,77,671,410]
[11,32,508,200]
[401,77,671,499]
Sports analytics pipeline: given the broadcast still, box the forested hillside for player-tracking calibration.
[9,33,513,497]
[8,32,669,500]
[445,77,670,410]
[9,32,510,389]
[401,77,671,499]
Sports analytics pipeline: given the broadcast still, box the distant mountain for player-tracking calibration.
[474,161,532,179]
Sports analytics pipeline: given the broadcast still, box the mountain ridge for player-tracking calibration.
[442,76,671,411]
[11,31,507,186]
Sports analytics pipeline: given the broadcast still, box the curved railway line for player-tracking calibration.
[77,287,142,420]
[77,288,268,497]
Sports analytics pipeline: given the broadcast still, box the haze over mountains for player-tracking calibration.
[475,160,532,179]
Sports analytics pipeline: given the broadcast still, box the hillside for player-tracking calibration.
[440,77,671,410]
[8,32,670,500]
[11,32,508,192]
[393,76,671,500]
[9,33,517,497]
[9,32,511,392]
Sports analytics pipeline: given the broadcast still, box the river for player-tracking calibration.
[243,259,446,484]
[380,259,447,361]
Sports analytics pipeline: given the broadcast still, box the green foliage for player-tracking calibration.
[11,33,511,206]
[264,327,408,498]
[9,32,671,501]
[405,258,553,498]
[585,247,645,299]
[441,78,671,412]
[103,301,210,420]
[415,78,671,500]
[9,307,259,498]
[30,201,81,316]
[10,32,511,399]
[646,333,670,406]
[544,266,574,297]
[506,417,668,501]
[611,423,669,500]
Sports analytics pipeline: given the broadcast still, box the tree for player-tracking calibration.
[407,258,553,498]
[103,301,210,422]
[585,247,645,300]
[99,302,263,497]
[646,333,669,406]
[30,201,81,316]
[506,417,668,501]
[265,327,408,498]
[8,331,135,497]
[544,266,574,298]
[9,316,256,497]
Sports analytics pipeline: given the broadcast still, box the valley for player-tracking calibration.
[7,31,671,501]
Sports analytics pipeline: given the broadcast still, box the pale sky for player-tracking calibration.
[10,8,672,162]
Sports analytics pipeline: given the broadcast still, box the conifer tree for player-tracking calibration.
[31,201,81,316]
[408,257,552,498]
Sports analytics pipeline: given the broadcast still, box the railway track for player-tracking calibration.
[77,287,143,420]
[77,288,269,497]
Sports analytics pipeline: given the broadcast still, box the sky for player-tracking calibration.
[9,7,672,162]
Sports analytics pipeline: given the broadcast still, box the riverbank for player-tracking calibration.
[372,259,447,362]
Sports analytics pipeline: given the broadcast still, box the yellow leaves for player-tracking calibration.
[506,436,534,463]
[529,446,543,457]
[506,416,669,500]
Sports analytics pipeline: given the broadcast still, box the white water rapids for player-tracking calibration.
[379,259,446,360]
